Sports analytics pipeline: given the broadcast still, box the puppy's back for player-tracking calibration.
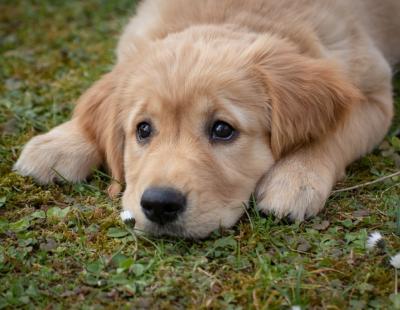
[356,0,400,65]
[118,0,400,65]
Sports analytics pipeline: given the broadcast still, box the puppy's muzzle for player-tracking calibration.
[140,187,186,225]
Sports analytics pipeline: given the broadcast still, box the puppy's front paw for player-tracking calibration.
[14,121,101,184]
[256,161,333,221]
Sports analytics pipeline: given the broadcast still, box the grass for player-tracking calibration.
[1,0,400,308]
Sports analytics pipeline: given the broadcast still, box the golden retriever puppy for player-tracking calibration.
[15,0,400,238]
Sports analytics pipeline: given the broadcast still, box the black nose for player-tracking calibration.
[140,187,186,225]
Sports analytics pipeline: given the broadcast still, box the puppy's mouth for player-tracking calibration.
[143,221,189,238]
[124,188,251,239]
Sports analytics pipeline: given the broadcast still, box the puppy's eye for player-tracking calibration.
[211,121,235,141]
[137,122,152,142]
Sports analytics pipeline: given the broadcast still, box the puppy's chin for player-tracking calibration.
[134,211,243,239]
[134,220,210,240]
[130,221,186,239]
[140,222,190,238]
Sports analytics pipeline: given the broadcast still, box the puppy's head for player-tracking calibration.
[81,27,361,238]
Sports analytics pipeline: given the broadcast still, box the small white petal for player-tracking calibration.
[366,231,383,250]
[291,306,301,310]
[120,210,134,222]
[390,253,400,269]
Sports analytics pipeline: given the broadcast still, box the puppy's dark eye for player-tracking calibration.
[137,122,152,142]
[211,121,235,141]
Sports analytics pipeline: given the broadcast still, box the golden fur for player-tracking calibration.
[15,0,399,238]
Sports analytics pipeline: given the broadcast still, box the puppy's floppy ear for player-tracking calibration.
[73,69,125,192]
[248,37,363,158]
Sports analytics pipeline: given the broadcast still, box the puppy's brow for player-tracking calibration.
[220,102,245,125]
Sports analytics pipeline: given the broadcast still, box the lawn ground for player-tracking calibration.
[1,1,400,308]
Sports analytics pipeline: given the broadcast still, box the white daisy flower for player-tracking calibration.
[366,231,383,250]
[390,253,400,269]
[120,210,135,224]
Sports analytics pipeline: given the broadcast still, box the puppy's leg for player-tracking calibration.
[14,119,102,184]
[256,85,394,221]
